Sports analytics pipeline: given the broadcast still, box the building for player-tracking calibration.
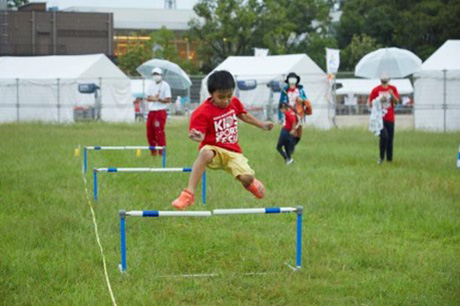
[62,6,198,59]
[0,3,113,56]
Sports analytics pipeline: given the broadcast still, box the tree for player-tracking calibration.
[337,0,460,62]
[7,0,28,8]
[117,27,200,76]
[189,0,333,72]
[189,0,264,71]
[340,34,381,71]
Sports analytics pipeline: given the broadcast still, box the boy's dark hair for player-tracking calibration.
[207,70,235,94]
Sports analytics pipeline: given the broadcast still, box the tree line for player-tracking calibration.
[120,0,460,75]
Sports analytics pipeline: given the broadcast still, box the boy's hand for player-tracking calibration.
[189,129,205,142]
[262,121,274,131]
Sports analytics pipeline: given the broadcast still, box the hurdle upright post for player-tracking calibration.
[84,147,88,173]
[296,206,303,270]
[202,171,206,206]
[93,169,98,201]
[162,147,166,168]
[119,210,127,273]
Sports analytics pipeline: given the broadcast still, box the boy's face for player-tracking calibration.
[210,89,233,108]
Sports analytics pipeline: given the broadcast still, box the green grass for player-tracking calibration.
[0,120,459,306]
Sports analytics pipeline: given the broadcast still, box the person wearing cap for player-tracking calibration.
[279,72,312,147]
[368,73,400,164]
[146,67,172,156]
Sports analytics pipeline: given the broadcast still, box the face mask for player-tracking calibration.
[288,77,297,85]
[153,75,162,82]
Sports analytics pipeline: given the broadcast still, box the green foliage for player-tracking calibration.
[1,122,459,305]
[189,0,334,72]
[338,0,460,63]
[117,28,200,76]
[117,44,152,76]
[7,0,28,8]
[341,34,382,71]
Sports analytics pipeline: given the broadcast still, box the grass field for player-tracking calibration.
[0,120,459,306]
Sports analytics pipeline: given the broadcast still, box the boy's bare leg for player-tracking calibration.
[238,175,265,199]
[172,149,214,209]
[237,174,254,187]
[186,149,214,193]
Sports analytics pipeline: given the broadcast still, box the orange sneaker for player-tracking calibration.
[245,178,265,199]
[172,189,195,210]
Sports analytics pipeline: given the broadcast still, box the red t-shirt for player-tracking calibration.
[283,109,296,132]
[190,96,247,153]
[369,84,400,122]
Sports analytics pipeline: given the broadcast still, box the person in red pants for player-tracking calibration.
[146,67,172,156]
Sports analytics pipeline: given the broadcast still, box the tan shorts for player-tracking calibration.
[201,145,255,178]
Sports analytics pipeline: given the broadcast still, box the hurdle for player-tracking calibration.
[83,146,166,172]
[118,206,303,274]
[93,167,207,204]
[457,145,460,168]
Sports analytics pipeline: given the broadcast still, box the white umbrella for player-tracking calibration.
[136,59,192,90]
[355,47,422,79]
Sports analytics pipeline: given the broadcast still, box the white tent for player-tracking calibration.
[200,54,332,129]
[0,54,133,123]
[414,40,460,131]
[336,79,414,96]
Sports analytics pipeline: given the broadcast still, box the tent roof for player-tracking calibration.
[336,78,414,96]
[210,54,325,81]
[0,54,128,79]
[421,40,460,71]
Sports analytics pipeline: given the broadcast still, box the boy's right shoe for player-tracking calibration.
[245,178,265,199]
[172,189,195,210]
[286,158,294,165]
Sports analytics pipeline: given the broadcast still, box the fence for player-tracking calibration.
[1,75,458,130]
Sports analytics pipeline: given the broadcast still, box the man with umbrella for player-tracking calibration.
[146,67,172,156]
[368,72,400,164]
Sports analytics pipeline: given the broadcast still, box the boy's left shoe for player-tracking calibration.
[245,178,265,199]
[171,189,195,210]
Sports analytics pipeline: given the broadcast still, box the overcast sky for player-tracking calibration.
[30,0,199,9]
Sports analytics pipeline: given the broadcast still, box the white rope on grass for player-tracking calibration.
[80,163,118,306]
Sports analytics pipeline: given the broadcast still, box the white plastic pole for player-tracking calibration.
[126,211,211,217]
[95,168,190,173]
[213,207,297,215]
[86,146,165,150]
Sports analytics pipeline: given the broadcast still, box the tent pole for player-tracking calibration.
[443,69,447,132]
[57,78,60,124]
[16,78,19,122]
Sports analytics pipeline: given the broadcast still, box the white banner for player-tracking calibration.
[326,48,340,74]
[254,48,269,57]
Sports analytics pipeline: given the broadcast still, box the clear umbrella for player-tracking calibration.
[355,47,422,79]
[136,59,192,90]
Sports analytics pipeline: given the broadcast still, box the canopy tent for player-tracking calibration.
[131,79,154,98]
[414,40,460,131]
[200,54,332,129]
[336,79,413,96]
[0,54,132,123]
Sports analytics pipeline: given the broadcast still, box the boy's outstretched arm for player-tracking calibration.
[238,112,274,131]
[189,128,205,142]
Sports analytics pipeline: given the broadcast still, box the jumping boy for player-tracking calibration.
[172,70,274,210]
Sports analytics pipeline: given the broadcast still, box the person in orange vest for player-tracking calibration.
[279,72,312,147]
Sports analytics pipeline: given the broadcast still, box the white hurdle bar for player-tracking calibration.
[93,167,206,204]
[118,206,303,273]
[83,146,166,172]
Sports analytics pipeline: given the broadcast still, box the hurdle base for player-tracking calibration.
[285,262,301,272]
[119,264,126,274]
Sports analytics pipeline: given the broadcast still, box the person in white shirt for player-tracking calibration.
[146,67,172,156]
